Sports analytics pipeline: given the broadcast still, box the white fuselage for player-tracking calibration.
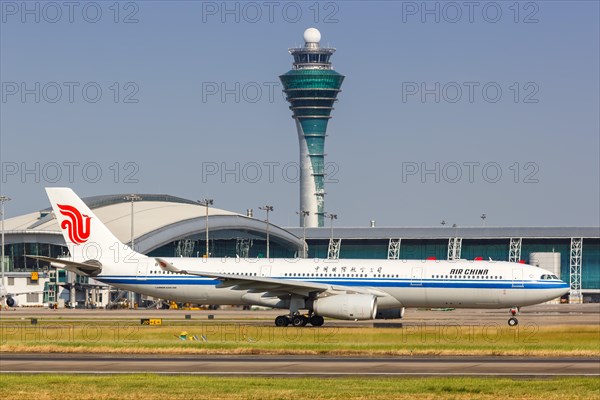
[97,257,569,309]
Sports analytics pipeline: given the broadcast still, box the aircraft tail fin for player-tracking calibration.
[45,187,145,264]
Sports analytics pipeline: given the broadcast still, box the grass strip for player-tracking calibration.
[1,324,598,356]
[1,375,599,400]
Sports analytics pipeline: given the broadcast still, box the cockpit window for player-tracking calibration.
[541,274,559,280]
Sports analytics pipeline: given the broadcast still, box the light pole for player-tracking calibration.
[480,213,487,226]
[124,195,141,310]
[1,196,11,289]
[259,205,274,259]
[296,210,309,258]
[124,195,142,250]
[198,199,213,257]
[325,213,337,242]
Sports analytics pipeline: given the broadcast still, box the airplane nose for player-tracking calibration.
[558,281,570,295]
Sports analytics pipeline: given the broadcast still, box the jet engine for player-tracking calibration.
[375,307,405,319]
[6,296,18,307]
[312,294,377,320]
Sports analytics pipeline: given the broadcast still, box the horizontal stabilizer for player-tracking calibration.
[26,255,102,276]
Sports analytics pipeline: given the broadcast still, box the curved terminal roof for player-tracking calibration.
[4,194,304,253]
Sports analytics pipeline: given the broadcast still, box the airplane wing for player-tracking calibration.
[2,290,44,298]
[155,258,390,298]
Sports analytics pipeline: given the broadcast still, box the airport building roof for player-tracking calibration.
[287,227,600,240]
[3,194,304,253]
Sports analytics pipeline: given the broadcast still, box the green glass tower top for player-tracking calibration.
[279,28,345,228]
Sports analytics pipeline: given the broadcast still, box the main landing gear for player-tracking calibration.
[273,295,324,327]
[508,307,520,326]
[274,313,324,327]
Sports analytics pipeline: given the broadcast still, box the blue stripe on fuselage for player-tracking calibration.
[98,276,569,290]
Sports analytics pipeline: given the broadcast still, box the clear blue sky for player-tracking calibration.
[1,1,598,227]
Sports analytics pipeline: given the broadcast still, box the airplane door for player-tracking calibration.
[136,260,148,280]
[512,268,523,288]
[410,267,423,286]
[260,265,271,277]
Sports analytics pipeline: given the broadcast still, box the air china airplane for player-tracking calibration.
[28,188,569,327]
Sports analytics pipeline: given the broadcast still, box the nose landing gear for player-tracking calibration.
[508,307,520,326]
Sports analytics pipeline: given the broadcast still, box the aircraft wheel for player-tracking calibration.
[508,317,519,327]
[275,315,290,327]
[309,315,324,327]
[291,315,308,327]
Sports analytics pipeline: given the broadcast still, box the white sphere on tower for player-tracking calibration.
[303,27,321,44]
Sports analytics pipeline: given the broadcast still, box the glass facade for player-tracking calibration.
[147,238,296,259]
[462,239,510,261]
[2,243,68,272]
[580,240,599,289]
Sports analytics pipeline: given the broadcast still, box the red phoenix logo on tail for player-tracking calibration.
[57,204,92,245]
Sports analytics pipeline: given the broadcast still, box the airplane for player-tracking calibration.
[28,187,570,327]
[0,284,44,308]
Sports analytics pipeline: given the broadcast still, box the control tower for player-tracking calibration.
[280,28,345,228]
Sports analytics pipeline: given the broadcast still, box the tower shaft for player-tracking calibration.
[279,29,344,227]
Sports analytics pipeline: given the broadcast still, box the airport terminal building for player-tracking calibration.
[2,194,599,307]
